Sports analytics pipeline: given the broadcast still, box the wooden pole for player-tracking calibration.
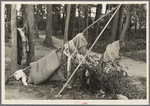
[82,5,120,34]
[56,4,121,97]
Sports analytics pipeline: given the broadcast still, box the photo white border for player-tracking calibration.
[1,1,149,105]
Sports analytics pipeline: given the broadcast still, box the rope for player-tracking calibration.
[56,4,122,97]
[82,5,120,34]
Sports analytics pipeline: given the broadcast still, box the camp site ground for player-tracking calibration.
[1,1,149,105]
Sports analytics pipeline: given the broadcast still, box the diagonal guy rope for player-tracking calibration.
[56,4,122,97]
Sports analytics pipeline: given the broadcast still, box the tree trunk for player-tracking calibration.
[5,5,11,42]
[53,5,58,35]
[22,4,27,26]
[6,4,11,34]
[71,7,76,39]
[117,5,124,39]
[35,5,39,38]
[37,4,41,30]
[134,19,137,32]
[61,12,65,35]
[35,19,39,38]
[77,4,81,33]
[64,4,71,43]
[109,6,121,43]
[84,4,89,42]
[119,4,135,48]
[39,4,43,30]
[41,5,44,30]
[119,12,132,48]
[7,4,11,22]
[88,6,93,44]
[68,4,76,40]
[5,23,9,42]
[105,4,109,14]
[61,5,66,35]
[139,7,142,36]
[92,4,102,44]
[43,4,53,47]
[27,4,35,65]
[11,4,17,71]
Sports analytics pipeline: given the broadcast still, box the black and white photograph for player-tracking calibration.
[1,1,149,105]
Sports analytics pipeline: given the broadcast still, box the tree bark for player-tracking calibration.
[117,5,124,39]
[134,19,137,32]
[109,7,120,43]
[119,12,132,48]
[7,4,11,22]
[119,4,134,48]
[27,4,35,65]
[68,4,76,40]
[53,4,59,35]
[92,4,102,44]
[11,4,18,71]
[6,4,11,35]
[35,5,39,38]
[39,4,44,30]
[84,4,89,42]
[139,5,142,36]
[5,5,11,42]
[88,6,93,44]
[105,4,109,14]
[77,4,81,33]
[64,4,71,43]
[61,5,66,35]
[22,4,27,26]
[5,23,9,42]
[109,5,124,43]
[35,19,39,38]
[43,4,53,47]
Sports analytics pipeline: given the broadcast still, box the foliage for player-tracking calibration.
[98,61,129,96]
[83,56,130,96]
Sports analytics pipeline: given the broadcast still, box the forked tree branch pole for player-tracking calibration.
[56,4,122,97]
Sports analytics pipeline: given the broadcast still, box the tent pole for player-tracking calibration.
[56,4,121,97]
[82,5,120,34]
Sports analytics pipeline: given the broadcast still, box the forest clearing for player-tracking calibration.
[5,31,147,100]
[2,2,148,105]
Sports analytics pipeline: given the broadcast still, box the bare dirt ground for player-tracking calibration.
[4,31,147,100]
